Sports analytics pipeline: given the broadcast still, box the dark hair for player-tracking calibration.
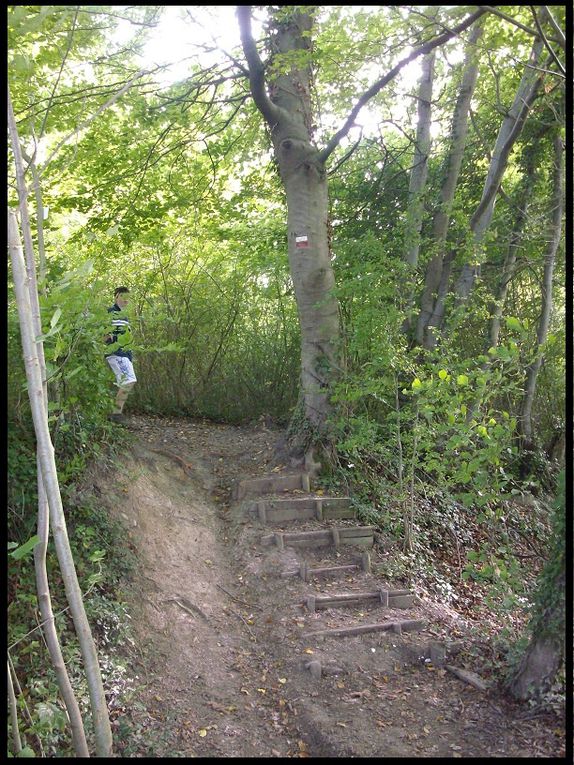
[114,286,129,297]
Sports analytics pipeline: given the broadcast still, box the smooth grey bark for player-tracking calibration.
[238,6,486,431]
[9,210,113,757]
[452,33,547,305]
[238,6,339,433]
[404,49,435,269]
[8,91,92,757]
[520,134,563,444]
[415,19,484,348]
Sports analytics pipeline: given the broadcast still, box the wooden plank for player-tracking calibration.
[253,496,350,513]
[264,506,317,523]
[307,564,359,578]
[308,589,412,609]
[302,619,425,639]
[339,526,376,538]
[235,473,307,499]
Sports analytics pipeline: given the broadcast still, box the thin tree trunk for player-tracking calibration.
[487,151,539,349]
[415,19,484,348]
[8,661,22,755]
[402,44,436,334]
[452,32,547,306]
[520,134,563,445]
[8,92,92,756]
[404,49,435,270]
[9,210,113,757]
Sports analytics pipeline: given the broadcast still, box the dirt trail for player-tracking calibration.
[95,415,564,758]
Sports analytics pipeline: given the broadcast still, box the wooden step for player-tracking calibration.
[262,526,375,550]
[252,496,354,523]
[233,473,310,500]
[300,552,371,581]
[302,618,425,639]
[304,589,416,612]
[281,552,371,580]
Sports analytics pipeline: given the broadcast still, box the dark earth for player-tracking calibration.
[87,414,565,758]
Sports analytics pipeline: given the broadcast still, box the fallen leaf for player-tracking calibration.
[303,648,314,654]
[336,722,347,728]
[278,678,287,684]
[257,688,266,694]
[198,729,207,737]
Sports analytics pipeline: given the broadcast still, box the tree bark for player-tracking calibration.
[9,210,113,757]
[404,49,435,270]
[8,91,92,757]
[238,6,340,435]
[452,33,547,306]
[520,134,563,445]
[415,19,484,348]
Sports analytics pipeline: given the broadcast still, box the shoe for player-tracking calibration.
[108,413,126,424]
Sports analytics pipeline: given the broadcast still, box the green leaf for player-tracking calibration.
[411,377,422,390]
[505,316,522,332]
[456,374,469,386]
[438,369,448,380]
[50,307,62,329]
[10,535,40,560]
[16,747,36,758]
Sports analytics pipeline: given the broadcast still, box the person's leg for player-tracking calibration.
[106,356,137,414]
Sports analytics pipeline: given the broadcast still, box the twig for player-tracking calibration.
[216,583,262,611]
[164,596,210,622]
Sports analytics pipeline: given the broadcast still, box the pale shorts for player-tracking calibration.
[106,355,137,387]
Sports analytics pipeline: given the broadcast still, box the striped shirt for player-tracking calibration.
[105,303,133,360]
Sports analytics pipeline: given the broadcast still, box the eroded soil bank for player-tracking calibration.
[91,415,564,758]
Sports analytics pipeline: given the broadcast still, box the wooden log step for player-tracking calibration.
[261,526,375,549]
[302,619,425,639]
[252,496,355,523]
[304,590,415,611]
[233,473,310,500]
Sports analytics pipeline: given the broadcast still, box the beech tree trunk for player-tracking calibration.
[238,7,340,435]
[520,134,564,445]
[415,19,484,348]
[238,6,487,434]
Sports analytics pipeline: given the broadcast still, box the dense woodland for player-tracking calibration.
[7,5,567,757]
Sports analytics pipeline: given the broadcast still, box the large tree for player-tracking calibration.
[237,5,486,445]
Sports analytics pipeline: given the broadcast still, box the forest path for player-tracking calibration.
[97,414,562,758]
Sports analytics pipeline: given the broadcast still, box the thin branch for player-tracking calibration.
[318,8,486,164]
[40,68,149,171]
[477,6,564,46]
[529,6,565,76]
[328,127,363,175]
[541,6,566,49]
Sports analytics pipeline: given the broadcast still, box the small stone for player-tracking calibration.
[307,660,322,679]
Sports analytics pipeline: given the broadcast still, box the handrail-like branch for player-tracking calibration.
[236,5,282,126]
[318,8,486,164]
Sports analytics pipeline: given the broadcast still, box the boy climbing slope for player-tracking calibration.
[104,286,136,423]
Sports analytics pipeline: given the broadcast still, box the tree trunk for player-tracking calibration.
[8,92,92,757]
[404,49,435,270]
[452,32,547,306]
[415,19,484,348]
[238,7,340,436]
[520,134,563,445]
[9,211,113,757]
[508,585,564,700]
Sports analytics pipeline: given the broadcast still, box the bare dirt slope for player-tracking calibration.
[94,414,564,758]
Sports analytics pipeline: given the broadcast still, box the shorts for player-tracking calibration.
[106,355,137,387]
